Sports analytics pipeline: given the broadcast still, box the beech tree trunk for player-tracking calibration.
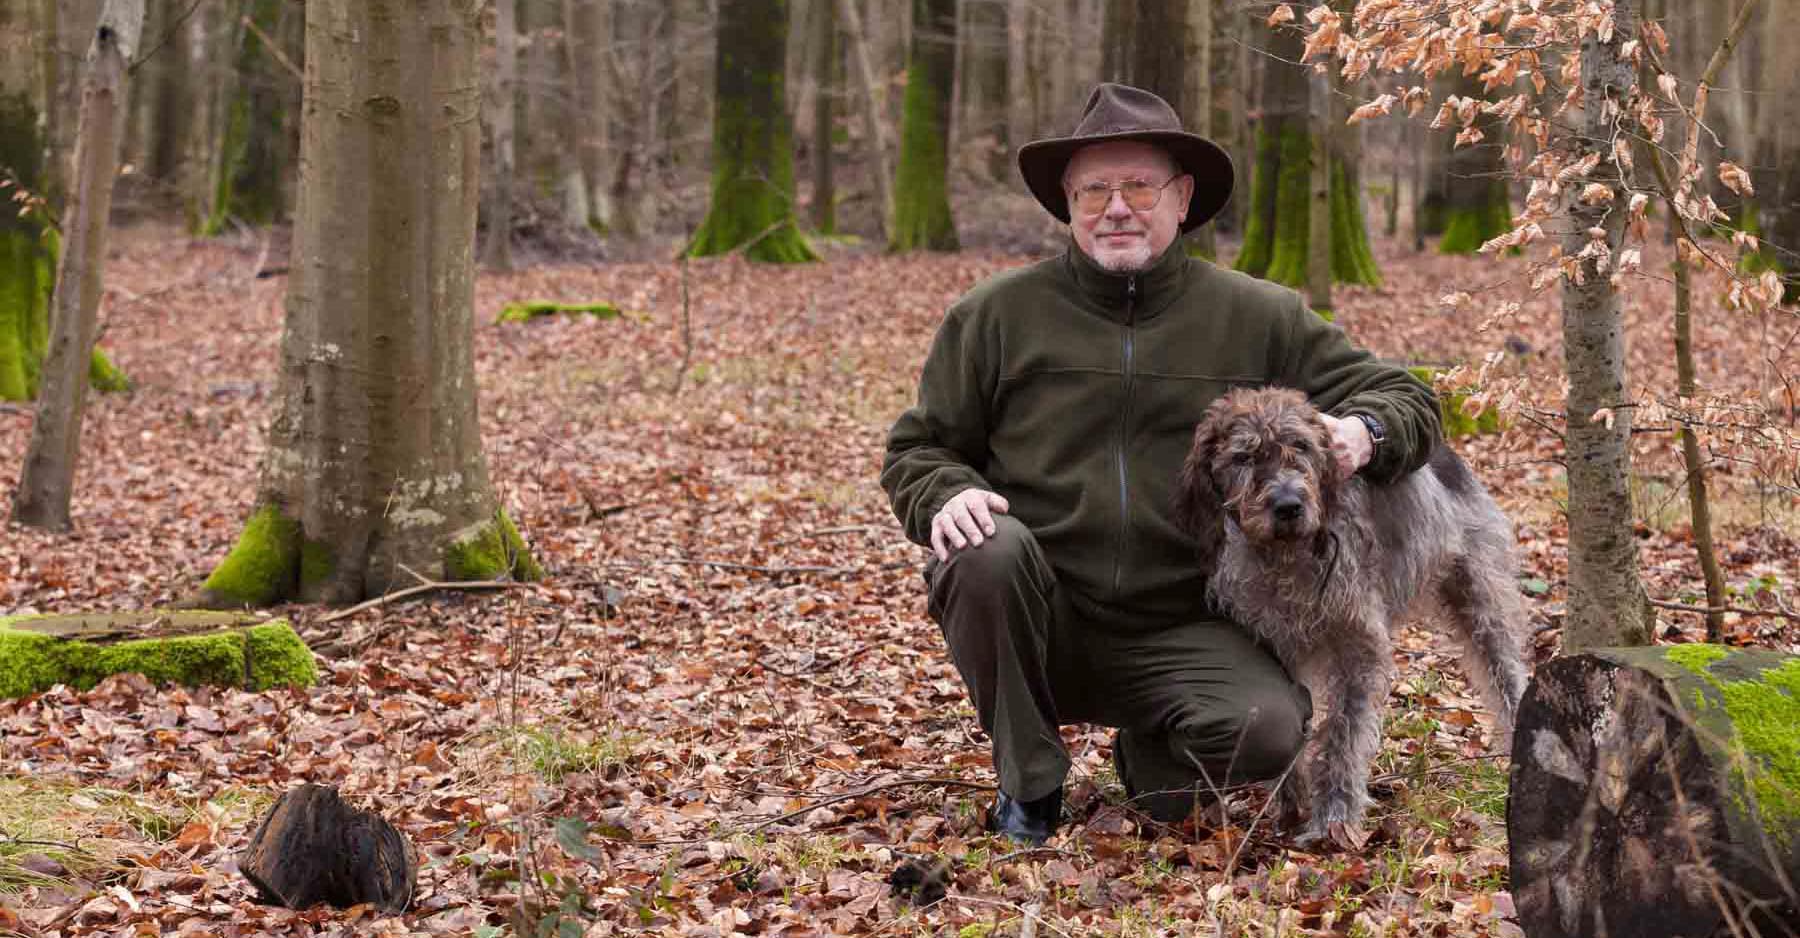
[1305,63,1330,312]
[11,0,143,531]
[481,0,517,271]
[688,0,816,261]
[1560,0,1653,650]
[836,0,895,235]
[201,0,298,233]
[0,1,53,404]
[196,0,539,608]
[888,0,957,251]
[1005,0,1029,160]
[1233,21,1378,287]
[811,0,836,233]
[1509,646,1800,938]
[569,0,613,230]
[1750,0,1798,301]
[1437,71,1512,254]
[1183,0,1216,257]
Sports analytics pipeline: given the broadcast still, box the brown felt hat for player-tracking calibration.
[1018,82,1234,233]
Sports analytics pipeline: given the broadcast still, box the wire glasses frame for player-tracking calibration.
[1069,176,1183,216]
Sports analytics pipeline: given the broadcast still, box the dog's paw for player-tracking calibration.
[1293,818,1369,852]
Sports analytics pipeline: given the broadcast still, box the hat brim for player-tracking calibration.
[1018,130,1235,233]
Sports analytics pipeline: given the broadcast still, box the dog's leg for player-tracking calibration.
[1297,626,1391,845]
[1439,551,1531,746]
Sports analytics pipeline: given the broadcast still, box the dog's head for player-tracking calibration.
[1174,387,1341,561]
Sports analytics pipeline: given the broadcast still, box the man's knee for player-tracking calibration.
[929,514,1040,597]
[1170,688,1309,782]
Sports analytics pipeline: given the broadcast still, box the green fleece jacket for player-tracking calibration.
[881,241,1440,627]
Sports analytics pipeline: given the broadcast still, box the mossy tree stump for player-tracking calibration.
[0,611,317,699]
[1509,645,1800,938]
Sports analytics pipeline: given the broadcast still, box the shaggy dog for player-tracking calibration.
[1174,387,1530,844]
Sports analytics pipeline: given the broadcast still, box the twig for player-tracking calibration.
[671,253,694,395]
[239,14,303,82]
[128,0,206,71]
[601,557,911,578]
[744,777,995,835]
[765,524,889,548]
[318,577,518,624]
[1649,597,1800,623]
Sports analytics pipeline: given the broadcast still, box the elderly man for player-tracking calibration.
[880,84,1440,845]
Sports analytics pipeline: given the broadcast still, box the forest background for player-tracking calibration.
[0,0,1798,936]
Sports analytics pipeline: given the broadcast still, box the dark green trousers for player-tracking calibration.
[926,515,1311,821]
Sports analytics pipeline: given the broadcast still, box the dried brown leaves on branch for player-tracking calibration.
[1291,0,1799,494]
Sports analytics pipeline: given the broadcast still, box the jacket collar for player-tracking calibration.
[1065,238,1189,322]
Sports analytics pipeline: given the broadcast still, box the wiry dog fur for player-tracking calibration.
[1173,387,1530,843]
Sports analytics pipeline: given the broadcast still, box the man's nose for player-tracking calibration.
[1102,189,1133,218]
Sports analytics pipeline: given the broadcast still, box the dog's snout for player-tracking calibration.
[1273,495,1304,521]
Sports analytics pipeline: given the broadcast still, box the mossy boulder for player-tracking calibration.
[494,299,621,324]
[0,611,317,699]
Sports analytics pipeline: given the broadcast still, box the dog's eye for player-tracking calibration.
[1231,450,1253,465]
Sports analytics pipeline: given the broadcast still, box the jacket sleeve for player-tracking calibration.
[881,305,996,546]
[1275,295,1441,483]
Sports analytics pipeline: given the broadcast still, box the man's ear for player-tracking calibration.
[1173,413,1224,568]
[1176,173,1195,219]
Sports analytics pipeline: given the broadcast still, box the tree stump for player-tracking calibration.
[1508,646,1800,938]
[0,611,316,699]
[240,784,417,914]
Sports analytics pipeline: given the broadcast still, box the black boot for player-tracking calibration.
[985,787,1061,846]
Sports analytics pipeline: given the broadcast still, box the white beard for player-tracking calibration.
[1091,240,1153,272]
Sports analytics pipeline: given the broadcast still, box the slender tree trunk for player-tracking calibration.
[688,0,817,262]
[1749,0,1797,301]
[12,0,143,531]
[811,0,836,232]
[45,0,101,204]
[0,0,54,404]
[553,0,590,228]
[837,0,894,234]
[1184,0,1216,257]
[1305,64,1330,312]
[571,0,613,230]
[482,0,517,271]
[145,0,193,185]
[197,0,538,607]
[1234,20,1378,287]
[1560,0,1653,651]
[1005,0,1029,155]
[1438,71,1513,254]
[201,0,300,233]
[889,0,957,251]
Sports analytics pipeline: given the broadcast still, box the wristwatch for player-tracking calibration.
[1353,413,1386,453]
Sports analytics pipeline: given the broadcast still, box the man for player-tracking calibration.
[880,84,1440,845]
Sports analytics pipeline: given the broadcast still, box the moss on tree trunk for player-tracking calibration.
[687,0,816,263]
[0,611,316,699]
[200,0,295,234]
[1234,123,1379,287]
[1437,73,1512,256]
[888,0,958,252]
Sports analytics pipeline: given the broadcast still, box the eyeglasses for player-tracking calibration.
[1069,176,1182,216]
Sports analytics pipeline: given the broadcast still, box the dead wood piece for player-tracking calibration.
[240,784,417,914]
[1508,646,1800,938]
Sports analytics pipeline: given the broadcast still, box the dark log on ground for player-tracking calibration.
[240,784,417,913]
[1508,645,1800,938]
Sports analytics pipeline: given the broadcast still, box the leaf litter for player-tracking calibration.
[0,222,1794,936]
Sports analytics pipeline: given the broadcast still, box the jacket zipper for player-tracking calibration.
[1112,276,1137,599]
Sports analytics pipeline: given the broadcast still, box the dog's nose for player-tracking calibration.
[1273,497,1304,521]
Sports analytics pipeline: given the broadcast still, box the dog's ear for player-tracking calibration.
[1173,405,1227,567]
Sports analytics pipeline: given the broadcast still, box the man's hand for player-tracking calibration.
[930,489,1011,562]
[1319,413,1373,480]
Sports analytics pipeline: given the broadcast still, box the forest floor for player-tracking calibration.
[0,220,1796,937]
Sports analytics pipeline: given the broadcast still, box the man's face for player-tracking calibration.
[1064,141,1193,273]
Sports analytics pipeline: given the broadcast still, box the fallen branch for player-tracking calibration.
[759,644,875,677]
[1648,596,1800,623]
[602,557,912,578]
[765,524,891,548]
[318,577,518,624]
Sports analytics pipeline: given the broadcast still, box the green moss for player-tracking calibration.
[0,614,315,698]
[1234,124,1380,287]
[1406,366,1502,438]
[200,504,302,607]
[495,299,621,324]
[1661,645,1800,843]
[1438,182,1513,255]
[88,347,130,393]
[687,0,816,263]
[444,508,544,582]
[888,3,959,254]
[298,538,334,594]
[243,621,318,691]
